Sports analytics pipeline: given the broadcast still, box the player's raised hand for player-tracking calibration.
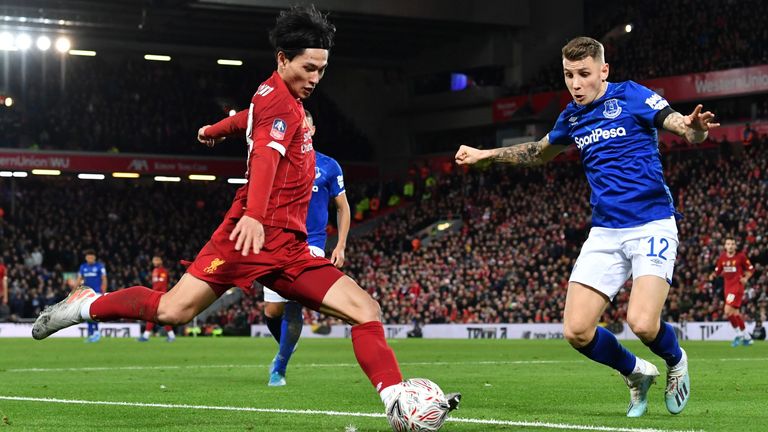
[330,246,345,268]
[230,215,265,256]
[197,125,224,148]
[685,104,720,132]
[455,145,485,165]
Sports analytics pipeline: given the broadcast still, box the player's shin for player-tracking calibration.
[351,321,403,400]
[89,286,163,322]
[576,326,637,375]
[273,302,303,374]
[643,320,683,367]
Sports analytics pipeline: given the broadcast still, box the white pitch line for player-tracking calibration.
[4,359,579,373]
[0,396,701,432]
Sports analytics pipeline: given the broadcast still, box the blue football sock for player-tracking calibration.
[87,322,97,336]
[644,321,683,367]
[272,302,303,375]
[265,315,282,343]
[576,326,637,376]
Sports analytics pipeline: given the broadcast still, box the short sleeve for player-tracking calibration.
[625,81,670,128]
[78,265,85,277]
[547,110,573,146]
[248,95,300,157]
[329,159,345,197]
[100,264,107,276]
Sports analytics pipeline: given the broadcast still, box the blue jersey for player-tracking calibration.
[79,262,107,293]
[307,151,345,249]
[548,80,677,228]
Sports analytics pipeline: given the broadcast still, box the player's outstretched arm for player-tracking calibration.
[197,110,249,148]
[662,104,720,144]
[331,193,351,268]
[455,134,565,166]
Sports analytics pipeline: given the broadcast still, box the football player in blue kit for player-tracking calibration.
[77,250,108,342]
[455,36,719,417]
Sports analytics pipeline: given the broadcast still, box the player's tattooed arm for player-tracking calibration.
[662,104,720,144]
[455,135,566,166]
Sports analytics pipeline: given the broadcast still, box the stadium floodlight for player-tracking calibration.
[0,32,15,50]
[227,178,247,184]
[625,24,633,33]
[78,173,105,180]
[0,171,12,177]
[112,172,140,178]
[4,97,13,107]
[69,49,96,57]
[189,174,216,181]
[144,54,171,62]
[217,59,243,66]
[228,109,237,116]
[31,169,61,176]
[36,35,51,51]
[12,171,28,177]
[154,176,181,182]
[55,36,71,53]
[15,34,32,51]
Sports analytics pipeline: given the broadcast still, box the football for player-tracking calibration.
[386,378,451,432]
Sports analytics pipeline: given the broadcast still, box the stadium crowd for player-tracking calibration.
[2,137,766,330]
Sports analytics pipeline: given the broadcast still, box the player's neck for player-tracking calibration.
[595,81,608,102]
[726,251,736,257]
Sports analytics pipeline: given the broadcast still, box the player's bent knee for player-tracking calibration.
[157,306,196,326]
[627,317,659,341]
[264,302,285,318]
[563,323,594,348]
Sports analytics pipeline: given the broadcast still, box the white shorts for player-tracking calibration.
[263,245,325,303]
[569,217,678,300]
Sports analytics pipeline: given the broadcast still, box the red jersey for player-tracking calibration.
[714,252,753,289]
[0,264,6,281]
[227,71,314,234]
[151,266,169,292]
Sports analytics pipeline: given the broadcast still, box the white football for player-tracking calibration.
[386,378,450,432]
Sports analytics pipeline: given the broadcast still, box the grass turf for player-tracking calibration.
[0,337,766,431]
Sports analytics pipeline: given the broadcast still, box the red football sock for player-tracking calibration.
[145,322,155,332]
[351,321,403,392]
[728,314,740,329]
[164,325,173,332]
[90,286,163,322]
[734,314,746,330]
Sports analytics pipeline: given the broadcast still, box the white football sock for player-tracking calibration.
[79,295,99,321]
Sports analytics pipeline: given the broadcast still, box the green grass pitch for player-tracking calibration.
[0,337,766,431]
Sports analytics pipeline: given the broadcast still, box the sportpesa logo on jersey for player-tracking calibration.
[574,127,627,149]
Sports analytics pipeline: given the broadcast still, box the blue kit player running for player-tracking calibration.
[455,37,719,417]
[198,109,351,386]
[77,250,108,342]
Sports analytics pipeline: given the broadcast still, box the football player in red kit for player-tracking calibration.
[138,256,176,342]
[710,237,755,346]
[32,5,459,428]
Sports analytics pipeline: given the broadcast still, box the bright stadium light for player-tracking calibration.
[68,49,96,57]
[189,174,216,181]
[0,32,15,50]
[15,34,32,51]
[625,24,633,33]
[31,169,61,176]
[78,173,105,180]
[227,178,247,184]
[112,172,140,178]
[217,59,243,66]
[4,97,13,107]
[0,171,12,177]
[12,171,28,177]
[36,35,51,51]
[154,176,181,182]
[228,109,237,116]
[144,54,171,62]
[55,36,71,53]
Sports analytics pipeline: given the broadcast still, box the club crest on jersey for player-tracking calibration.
[270,118,286,140]
[603,99,622,119]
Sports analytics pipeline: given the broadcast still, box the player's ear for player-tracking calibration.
[601,62,609,82]
[276,51,287,70]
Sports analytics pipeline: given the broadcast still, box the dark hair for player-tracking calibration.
[269,5,336,60]
[562,36,605,63]
[84,249,96,256]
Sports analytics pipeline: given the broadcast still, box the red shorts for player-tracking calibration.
[724,285,744,308]
[188,214,343,311]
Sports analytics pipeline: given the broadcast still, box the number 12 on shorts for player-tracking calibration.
[646,237,669,260]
